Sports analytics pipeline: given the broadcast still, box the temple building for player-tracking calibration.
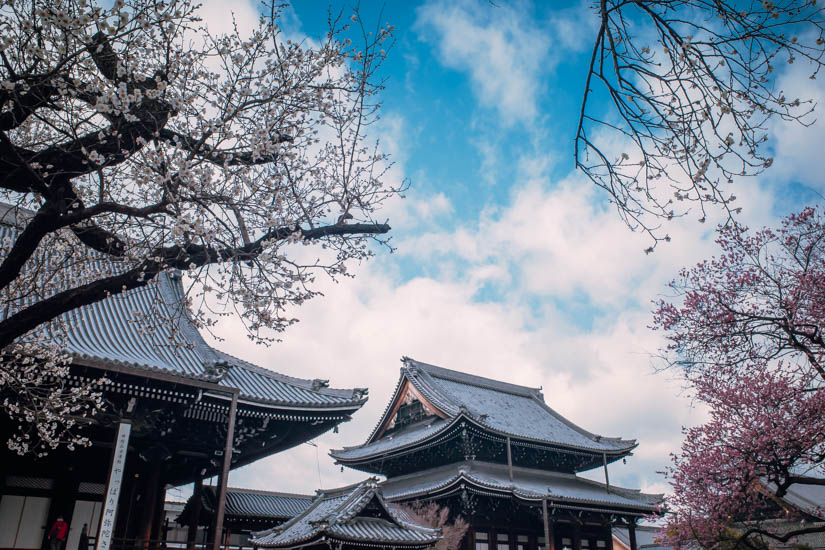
[251,478,441,550]
[0,205,367,550]
[331,358,662,550]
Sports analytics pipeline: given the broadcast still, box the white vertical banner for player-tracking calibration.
[96,422,131,550]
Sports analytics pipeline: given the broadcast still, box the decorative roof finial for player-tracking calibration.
[204,360,230,382]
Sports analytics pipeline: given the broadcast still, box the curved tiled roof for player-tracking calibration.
[252,479,440,548]
[381,461,662,514]
[0,213,367,411]
[332,357,635,461]
[60,272,366,409]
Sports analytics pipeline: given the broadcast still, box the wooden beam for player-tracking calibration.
[76,357,242,396]
[211,392,238,550]
[573,520,581,550]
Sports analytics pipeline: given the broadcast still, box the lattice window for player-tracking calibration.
[395,400,426,429]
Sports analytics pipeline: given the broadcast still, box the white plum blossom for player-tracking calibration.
[0,0,398,453]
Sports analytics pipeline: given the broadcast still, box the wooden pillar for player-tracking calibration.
[150,481,167,542]
[211,392,238,550]
[573,521,581,550]
[506,438,513,482]
[120,473,141,540]
[628,522,637,550]
[541,498,554,550]
[137,463,162,546]
[187,479,203,550]
[602,454,610,493]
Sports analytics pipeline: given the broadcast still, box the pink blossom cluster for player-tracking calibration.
[654,208,825,548]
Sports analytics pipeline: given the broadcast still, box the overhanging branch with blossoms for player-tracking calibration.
[0,0,398,453]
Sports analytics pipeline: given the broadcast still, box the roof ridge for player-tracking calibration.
[327,482,377,523]
[318,478,377,498]
[404,357,543,398]
[211,348,366,400]
[251,490,328,541]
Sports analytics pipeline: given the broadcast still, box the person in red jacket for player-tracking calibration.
[47,516,69,550]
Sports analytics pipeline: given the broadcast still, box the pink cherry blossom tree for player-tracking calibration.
[0,0,396,453]
[653,208,825,548]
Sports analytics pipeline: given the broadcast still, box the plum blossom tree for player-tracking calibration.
[0,0,396,453]
[579,1,825,247]
[653,208,825,548]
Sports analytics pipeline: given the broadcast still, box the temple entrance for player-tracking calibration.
[67,500,102,550]
[0,494,51,549]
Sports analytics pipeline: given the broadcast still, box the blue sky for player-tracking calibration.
[169,0,825,503]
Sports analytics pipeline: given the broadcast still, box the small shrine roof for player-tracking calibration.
[333,358,635,462]
[380,461,662,514]
[252,479,440,549]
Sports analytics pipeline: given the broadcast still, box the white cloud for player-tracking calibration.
[204,159,766,495]
[210,252,704,494]
[770,60,825,193]
[398,161,777,311]
[198,0,259,38]
[415,0,553,125]
[547,1,599,53]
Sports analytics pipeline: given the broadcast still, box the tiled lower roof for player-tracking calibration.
[252,479,440,548]
[201,486,315,520]
[381,461,662,514]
